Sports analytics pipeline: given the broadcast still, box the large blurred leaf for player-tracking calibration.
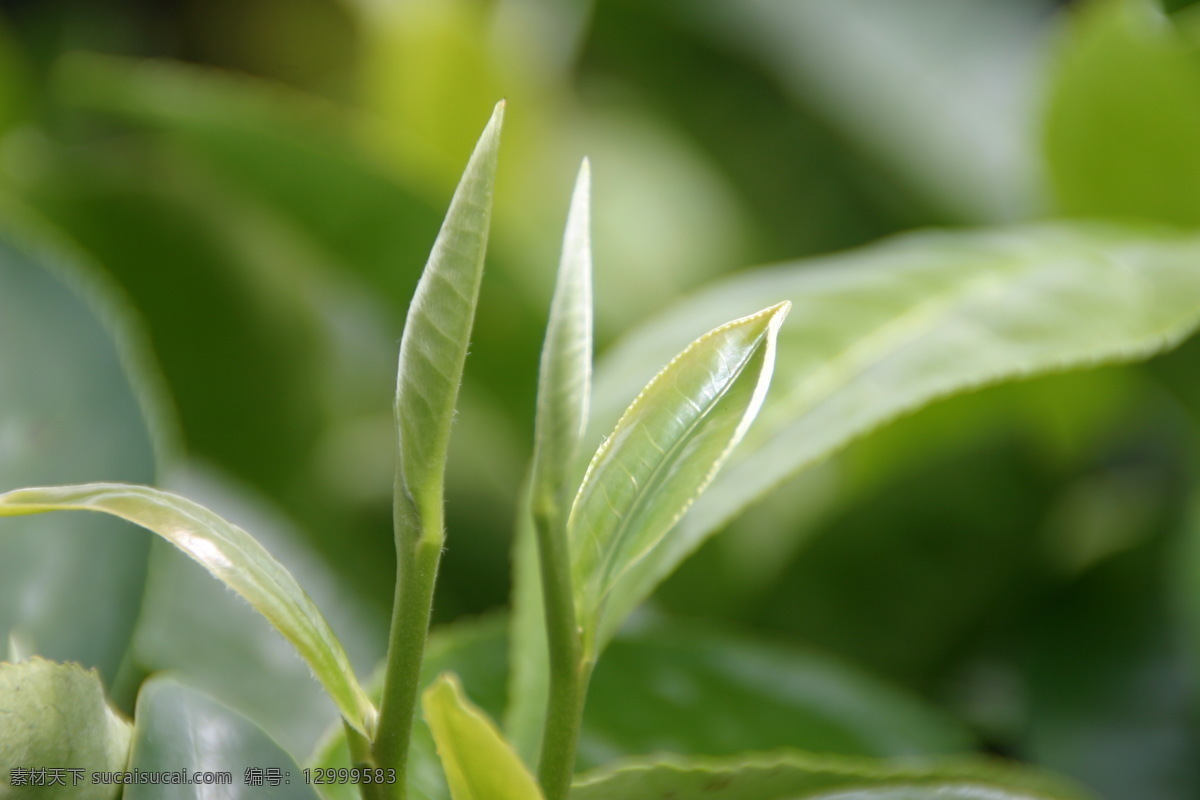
[578,620,971,771]
[1026,521,1200,799]
[0,483,376,736]
[0,657,131,800]
[571,302,788,655]
[1045,0,1200,226]
[676,0,1053,223]
[589,223,1200,643]
[570,751,1091,800]
[125,676,320,800]
[52,52,444,295]
[0,210,163,682]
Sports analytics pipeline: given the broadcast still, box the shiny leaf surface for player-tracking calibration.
[0,483,374,736]
[125,676,319,800]
[571,302,789,654]
[590,224,1200,641]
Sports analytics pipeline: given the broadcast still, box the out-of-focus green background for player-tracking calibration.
[5,0,1200,797]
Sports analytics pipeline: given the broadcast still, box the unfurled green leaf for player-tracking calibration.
[1046,0,1200,226]
[0,210,166,682]
[0,483,374,736]
[589,223,1200,646]
[131,464,385,759]
[394,101,504,540]
[125,676,319,800]
[530,159,594,521]
[0,657,132,800]
[571,751,1092,800]
[422,674,543,800]
[570,301,789,655]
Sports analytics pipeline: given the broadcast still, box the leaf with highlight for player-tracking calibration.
[570,302,789,655]
[395,102,503,538]
[423,674,544,800]
[588,223,1200,650]
[0,483,375,736]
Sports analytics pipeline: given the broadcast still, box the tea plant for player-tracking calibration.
[7,75,1200,799]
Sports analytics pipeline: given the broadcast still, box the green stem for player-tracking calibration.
[372,494,444,800]
[345,721,389,800]
[533,508,591,800]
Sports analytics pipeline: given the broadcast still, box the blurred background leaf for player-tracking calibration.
[0,209,165,687]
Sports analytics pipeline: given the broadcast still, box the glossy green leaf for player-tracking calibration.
[570,301,789,654]
[422,674,543,800]
[131,464,384,759]
[1045,0,1200,226]
[570,752,1092,800]
[394,101,504,539]
[0,209,165,682]
[0,483,375,736]
[589,223,1200,643]
[0,657,132,800]
[530,159,594,521]
[125,676,320,800]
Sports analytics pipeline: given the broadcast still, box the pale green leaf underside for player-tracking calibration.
[0,657,131,800]
[0,483,375,736]
[570,301,788,653]
[530,159,594,520]
[422,674,544,800]
[589,223,1200,644]
[395,101,503,531]
[570,751,1091,800]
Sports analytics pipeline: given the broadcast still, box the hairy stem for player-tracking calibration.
[533,507,591,800]
[346,722,389,800]
[372,493,444,800]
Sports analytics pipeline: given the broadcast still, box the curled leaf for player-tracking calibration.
[569,302,789,655]
[0,483,375,736]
